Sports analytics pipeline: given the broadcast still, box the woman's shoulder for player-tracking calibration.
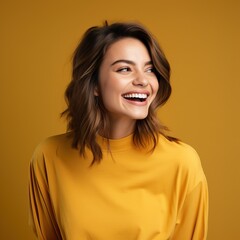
[158,134,206,191]
[35,133,72,151]
[31,133,74,164]
[159,133,200,159]
[158,134,204,176]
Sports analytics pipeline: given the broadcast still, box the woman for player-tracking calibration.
[29,22,208,239]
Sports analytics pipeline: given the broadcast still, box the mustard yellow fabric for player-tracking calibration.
[29,133,208,240]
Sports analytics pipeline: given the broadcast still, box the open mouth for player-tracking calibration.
[122,93,148,102]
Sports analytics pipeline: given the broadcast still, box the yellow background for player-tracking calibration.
[1,0,239,239]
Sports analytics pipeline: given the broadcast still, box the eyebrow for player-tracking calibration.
[111,59,152,66]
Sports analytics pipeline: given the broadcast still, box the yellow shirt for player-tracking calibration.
[29,133,208,240]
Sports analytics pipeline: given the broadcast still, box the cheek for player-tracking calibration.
[99,79,121,107]
[152,78,159,97]
[102,77,125,97]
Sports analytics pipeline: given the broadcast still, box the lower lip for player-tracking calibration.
[122,97,148,106]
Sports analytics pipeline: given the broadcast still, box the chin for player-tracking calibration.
[131,113,148,120]
[136,116,148,120]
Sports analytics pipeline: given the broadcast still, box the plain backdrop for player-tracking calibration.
[1,0,240,239]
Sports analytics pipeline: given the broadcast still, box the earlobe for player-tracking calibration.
[94,87,99,96]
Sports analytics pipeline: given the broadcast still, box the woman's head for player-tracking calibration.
[63,21,173,163]
[96,37,159,129]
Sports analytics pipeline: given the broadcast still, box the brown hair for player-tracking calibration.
[62,21,177,164]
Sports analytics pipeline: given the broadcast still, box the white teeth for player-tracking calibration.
[123,93,147,99]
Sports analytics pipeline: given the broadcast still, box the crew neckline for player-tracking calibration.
[96,134,134,152]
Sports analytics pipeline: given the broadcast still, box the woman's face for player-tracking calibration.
[97,37,159,125]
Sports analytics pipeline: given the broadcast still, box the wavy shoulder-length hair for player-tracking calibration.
[62,21,177,164]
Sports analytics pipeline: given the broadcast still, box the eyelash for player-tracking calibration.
[146,67,154,73]
[117,67,131,72]
[117,67,155,73]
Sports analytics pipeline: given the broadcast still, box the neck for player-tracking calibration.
[101,117,136,139]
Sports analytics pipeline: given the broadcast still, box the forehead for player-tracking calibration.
[103,37,151,62]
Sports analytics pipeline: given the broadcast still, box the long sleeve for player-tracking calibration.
[171,175,209,240]
[29,146,62,240]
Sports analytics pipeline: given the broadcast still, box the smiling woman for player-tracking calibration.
[29,22,208,240]
[96,37,159,138]
[62,22,174,163]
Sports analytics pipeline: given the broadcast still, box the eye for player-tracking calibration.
[146,66,155,73]
[117,67,131,72]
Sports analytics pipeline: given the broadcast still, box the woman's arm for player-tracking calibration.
[29,147,61,240]
[171,176,209,240]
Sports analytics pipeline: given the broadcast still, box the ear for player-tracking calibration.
[94,86,99,96]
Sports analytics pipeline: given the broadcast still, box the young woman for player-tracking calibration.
[29,22,208,240]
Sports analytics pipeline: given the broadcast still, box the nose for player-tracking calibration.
[132,71,148,87]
